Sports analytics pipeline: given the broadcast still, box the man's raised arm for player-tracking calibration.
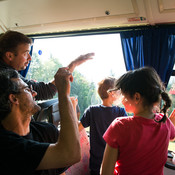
[37,67,81,170]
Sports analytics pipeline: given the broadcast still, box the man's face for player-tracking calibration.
[10,43,32,71]
[15,78,41,117]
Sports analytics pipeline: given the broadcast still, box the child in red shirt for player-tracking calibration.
[101,67,175,175]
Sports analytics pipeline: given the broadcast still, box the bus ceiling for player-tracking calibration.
[0,0,175,36]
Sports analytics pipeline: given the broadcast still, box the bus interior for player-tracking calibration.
[0,0,175,174]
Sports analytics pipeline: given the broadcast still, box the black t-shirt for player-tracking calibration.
[0,121,67,175]
[80,105,127,173]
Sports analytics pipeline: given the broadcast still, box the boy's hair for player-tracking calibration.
[98,77,116,100]
[0,30,32,58]
[0,69,20,121]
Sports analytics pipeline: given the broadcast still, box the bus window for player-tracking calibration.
[167,71,175,116]
[27,33,126,116]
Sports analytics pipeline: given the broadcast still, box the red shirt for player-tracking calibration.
[103,114,175,175]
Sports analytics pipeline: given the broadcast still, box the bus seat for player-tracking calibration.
[164,151,175,175]
[33,99,60,127]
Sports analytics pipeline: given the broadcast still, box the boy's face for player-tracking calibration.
[110,90,123,105]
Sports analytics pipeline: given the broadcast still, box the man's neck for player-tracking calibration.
[0,58,14,69]
[1,113,31,136]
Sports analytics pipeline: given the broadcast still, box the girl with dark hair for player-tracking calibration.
[101,67,175,175]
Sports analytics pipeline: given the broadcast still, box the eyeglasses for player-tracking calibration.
[107,89,122,96]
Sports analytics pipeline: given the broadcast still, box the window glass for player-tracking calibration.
[167,76,175,116]
[164,71,175,152]
[27,33,126,117]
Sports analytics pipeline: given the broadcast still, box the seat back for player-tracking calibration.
[34,99,60,128]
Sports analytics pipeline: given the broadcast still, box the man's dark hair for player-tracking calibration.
[0,30,32,58]
[0,69,20,121]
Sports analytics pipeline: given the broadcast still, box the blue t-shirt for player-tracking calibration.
[80,104,127,173]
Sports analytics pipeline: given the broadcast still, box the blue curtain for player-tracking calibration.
[120,26,175,86]
[19,38,34,77]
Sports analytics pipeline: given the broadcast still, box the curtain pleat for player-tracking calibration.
[120,26,175,86]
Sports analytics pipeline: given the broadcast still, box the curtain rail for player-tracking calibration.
[27,24,175,39]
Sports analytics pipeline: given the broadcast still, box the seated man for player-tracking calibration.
[0,68,80,175]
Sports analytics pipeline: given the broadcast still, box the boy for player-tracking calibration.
[79,77,127,175]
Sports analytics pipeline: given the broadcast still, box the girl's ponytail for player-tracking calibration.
[156,91,172,123]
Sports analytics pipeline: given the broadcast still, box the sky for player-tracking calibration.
[32,33,126,86]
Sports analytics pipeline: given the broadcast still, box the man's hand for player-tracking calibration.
[54,67,73,96]
[68,52,95,73]
[51,53,94,86]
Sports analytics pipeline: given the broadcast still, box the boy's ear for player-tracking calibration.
[9,94,19,105]
[107,91,113,97]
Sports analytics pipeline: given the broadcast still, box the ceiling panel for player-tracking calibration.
[0,0,175,35]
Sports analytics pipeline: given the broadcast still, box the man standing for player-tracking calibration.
[0,30,94,100]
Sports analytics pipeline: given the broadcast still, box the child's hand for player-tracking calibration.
[169,109,175,126]
[70,96,78,113]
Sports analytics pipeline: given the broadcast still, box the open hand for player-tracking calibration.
[68,53,95,73]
